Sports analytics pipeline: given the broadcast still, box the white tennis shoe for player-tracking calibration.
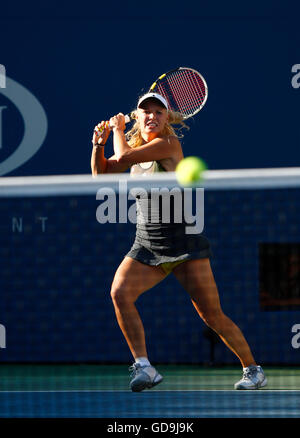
[129,363,163,392]
[234,365,267,390]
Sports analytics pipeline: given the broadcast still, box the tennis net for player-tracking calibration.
[1,168,300,419]
[0,168,300,365]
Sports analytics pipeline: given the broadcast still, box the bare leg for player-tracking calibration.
[110,257,167,360]
[173,259,256,368]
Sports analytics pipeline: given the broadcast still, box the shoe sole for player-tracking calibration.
[234,377,267,390]
[131,375,163,393]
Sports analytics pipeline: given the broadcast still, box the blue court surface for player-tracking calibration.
[0,365,299,418]
[0,390,300,418]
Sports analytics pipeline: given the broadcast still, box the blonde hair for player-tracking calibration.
[125,109,189,148]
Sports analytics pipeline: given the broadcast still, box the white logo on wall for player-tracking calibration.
[0,64,6,88]
[291,64,300,89]
[0,64,48,175]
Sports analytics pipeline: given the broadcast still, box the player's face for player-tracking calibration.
[137,100,168,138]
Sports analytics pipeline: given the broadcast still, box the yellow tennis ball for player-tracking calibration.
[176,156,207,185]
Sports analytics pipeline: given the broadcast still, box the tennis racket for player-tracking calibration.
[97,67,208,131]
[147,67,208,119]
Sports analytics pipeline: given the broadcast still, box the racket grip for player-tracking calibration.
[108,114,131,128]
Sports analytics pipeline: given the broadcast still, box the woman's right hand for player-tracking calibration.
[92,121,110,146]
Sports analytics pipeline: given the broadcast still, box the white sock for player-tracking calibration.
[135,357,151,367]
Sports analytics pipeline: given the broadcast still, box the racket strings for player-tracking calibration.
[169,70,205,112]
[155,69,207,118]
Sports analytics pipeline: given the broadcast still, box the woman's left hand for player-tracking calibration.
[92,121,110,146]
[109,113,126,131]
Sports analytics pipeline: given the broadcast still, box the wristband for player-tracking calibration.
[93,143,106,148]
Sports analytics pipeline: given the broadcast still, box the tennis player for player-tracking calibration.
[91,93,267,391]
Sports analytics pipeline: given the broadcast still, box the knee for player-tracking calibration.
[110,286,132,308]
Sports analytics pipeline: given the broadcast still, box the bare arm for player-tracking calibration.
[90,114,182,175]
[109,113,182,166]
[109,113,131,160]
[90,121,130,175]
[117,136,182,166]
[91,145,107,175]
[91,148,130,175]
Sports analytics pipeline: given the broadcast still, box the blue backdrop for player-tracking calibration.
[0,0,300,176]
[1,1,300,365]
[1,188,300,364]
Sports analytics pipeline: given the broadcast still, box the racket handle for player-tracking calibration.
[96,114,133,134]
[108,114,131,128]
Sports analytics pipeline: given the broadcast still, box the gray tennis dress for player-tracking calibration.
[126,161,211,273]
